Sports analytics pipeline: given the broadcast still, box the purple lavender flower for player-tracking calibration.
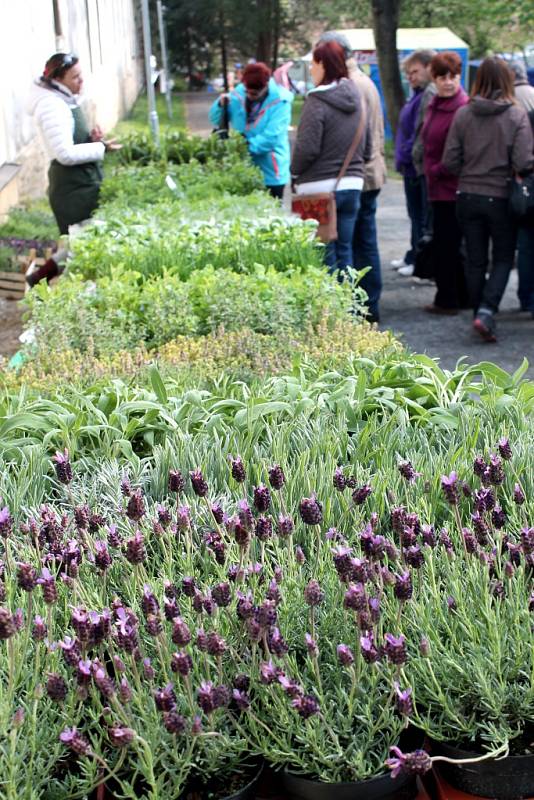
[299,494,323,526]
[59,727,91,756]
[267,464,285,491]
[521,527,534,555]
[497,437,512,460]
[17,563,37,592]
[304,579,324,607]
[126,489,145,522]
[391,507,407,535]
[352,484,372,505]
[256,599,277,628]
[108,725,135,747]
[124,531,146,565]
[141,585,160,617]
[182,576,196,597]
[192,716,203,735]
[292,693,320,719]
[266,578,282,605]
[268,627,289,657]
[119,677,132,703]
[146,614,163,636]
[233,674,250,691]
[107,524,122,548]
[53,449,73,485]
[471,512,489,545]
[168,469,185,493]
[439,528,454,554]
[368,596,381,624]
[393,682,413,716]
[463,529,478,554]
[384,633,407,665]
[441,472,459,505]
[143,658,155,681]
[190,468,208,497]
[93,665,115,699]
[120,474,132,497]
[344,583,367,612]
[332,545,353,578]
[421,525,436,548]
[236,592,254,620]
[0,608,17,640]
[211,582,231,608]
[295,545,306,564]
[253,484,271,513]
[333,467,347,492]
[38,568,58,604]
[171,650,193,676]
[176,505,191,531]
[447,596,457,612]
[197,681,216,714]
[360,633,380,664]
[475,487,496,513]
[260,660,277,685]
[488,454,505,485]
[398,461,419,482]
[233,689,251,710]
[213,684,231,708]
[94,541,112,571]
[163,710,187,734]
[513,484,526,505]
[237,500,254,531]
[0,507,12,538]
[171,617,191,647]
[255,515,273,541]
[404,545,425,569]
[277,514,294,537]
[278,674,303,698]
[45,672,67,701]
[210,502,224,524]
[387,747,432,779]
[304,632,318,657]
[473,456,487,478]
[337,643,354,667]
[154,683,177,712]
[229,456,246,483]
[32,615,47,642]
[492,506,506,529]
[206,631,227,657]
[420,637,430,657]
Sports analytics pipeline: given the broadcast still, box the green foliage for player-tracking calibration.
[0,246,17,272]
[0,200,59,241]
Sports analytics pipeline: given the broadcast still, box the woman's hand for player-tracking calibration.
[90,125,104,142]
[102,138,122,152]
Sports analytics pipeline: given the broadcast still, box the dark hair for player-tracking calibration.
[312,40,348,84]
[242,62,271,90]
[430,51,462,79]
[471,56,515,101]
[403,49,436,70]
[43,53,79,81]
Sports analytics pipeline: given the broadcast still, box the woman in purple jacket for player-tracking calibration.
[422,51,469,314]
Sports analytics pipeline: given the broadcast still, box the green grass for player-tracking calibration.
[112,92,186,137]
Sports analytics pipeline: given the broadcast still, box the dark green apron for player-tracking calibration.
[48,105,103,234]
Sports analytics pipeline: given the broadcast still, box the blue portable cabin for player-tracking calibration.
[297,27,470,138]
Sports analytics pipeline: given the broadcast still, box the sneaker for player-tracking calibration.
[473,311,497,343]
[398,264,414,277]
[390,258,408,270]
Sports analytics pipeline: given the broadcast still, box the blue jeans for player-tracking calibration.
[353,189,382,320]
[517,225,534,312]
[403,175,428,264]
[325,189,361,278]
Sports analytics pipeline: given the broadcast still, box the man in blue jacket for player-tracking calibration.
[209,62,293,198]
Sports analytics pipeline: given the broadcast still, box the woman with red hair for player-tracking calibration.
[291,40,370,277]
[209,62,293,198]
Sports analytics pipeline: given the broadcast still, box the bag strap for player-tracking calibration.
[334,101,367,191]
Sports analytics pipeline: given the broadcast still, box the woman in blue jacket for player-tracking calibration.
[209,62,292,198]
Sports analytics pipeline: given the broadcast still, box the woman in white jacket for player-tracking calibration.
[27,53,119,284]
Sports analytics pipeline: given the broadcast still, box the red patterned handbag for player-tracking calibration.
[291,108,367,243]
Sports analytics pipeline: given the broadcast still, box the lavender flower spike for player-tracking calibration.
[53,449,73,485]
[386,747,432,779]
[441,472,459,505]
[59,727,92,756]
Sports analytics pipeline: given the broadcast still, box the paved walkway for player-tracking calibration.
[186,92,533,379]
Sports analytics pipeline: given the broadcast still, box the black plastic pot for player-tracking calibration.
[282,767,417,800]
[431,738,534,799]
[223,762,264,800]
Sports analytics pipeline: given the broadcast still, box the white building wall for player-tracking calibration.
[0,0,142,202]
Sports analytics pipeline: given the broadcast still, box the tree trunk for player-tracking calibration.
[371,0,405,136]
[271,0,280,70]
[256,0,273,63]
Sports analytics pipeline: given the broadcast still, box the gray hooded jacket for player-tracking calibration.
[442,95,533,198]
[291,79,371,185]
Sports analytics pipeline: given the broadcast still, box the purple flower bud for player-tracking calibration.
[107,524,122,548]
[492,505,506,529]
[17,563,37,592]
[255,515,273,541]
[420,525,436,548]
[447,596,457,612]
[441,472,459,505]
[234,674,250,692]
[463,529,478,554]
[337,643,354,667]
[292,693,320,719]
[53,449,73,485]
[419,637,430,657]
[192,716,203,735]
[143,658,155,681]
[471,513,489,545]
[93,664,115,698]
[497,437,512,460]
[120,474,132,497]
[268,626,289,657]
[168,469,185,493]
[213,684,231,709]
[171,617,191,647]
[513,483,526,505]
[299,494,323,526]
[521,527,534,555]
[439,528,453,553]
[233,688,251,710]
[154,683,177,712]
[391,507,407,534]
[146,614,163,637]
[260,660,277,684]
[344,583,367,612]
[176,505,191,531]
[268,464,285,491]
[210,503,224,524]
[387,747,432,779]
[360,632,380,663]
[394,682,413,716]
[504,561,515,578]
[246,618,262,643]
[404,545,425,569]
[278,674,303,698]
[368,596,381,623]
[108,725,135,748]
[352,485,372,505]
[94,540,112,571]
[0,507,12,538]
[304,633,318,657]
[488,454,505,485]
[256,599,277,628]
[46,672,67,701]
[171,650,193,676]
[32,615,47,642]
[125,532,146,565]
[207,631,227,656]
[475,487,496,513]
[253,484,271,513]
[304,579,324,607]
[277,514,294,537]
[295,545,306,565]
[59,727,91,756]
[229,456,246,483]
[182,576,196,597]
[236,500,253,531]
[126,489,145,522]
[190,468,208,498]
[398,461,419,482]
[119,677,132,703]
[198,681,216,714]
[266,578,282,605]
[384,633,407,665]
[156,505,172,527]
[38,568,58,604]
[333,467,347,491]
[163,710,186,734]
[473,456,487,478]
[141,585,160,618]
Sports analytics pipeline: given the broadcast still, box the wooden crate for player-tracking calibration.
[0,247,53,300]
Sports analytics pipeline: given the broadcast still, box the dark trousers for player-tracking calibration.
[431,201,468,310]
[517,225,534,313]
[353,189,382,319]
[325,189,361,277]
[403,175,428,264]
[456,193,518,314]
[267,184,285,200]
